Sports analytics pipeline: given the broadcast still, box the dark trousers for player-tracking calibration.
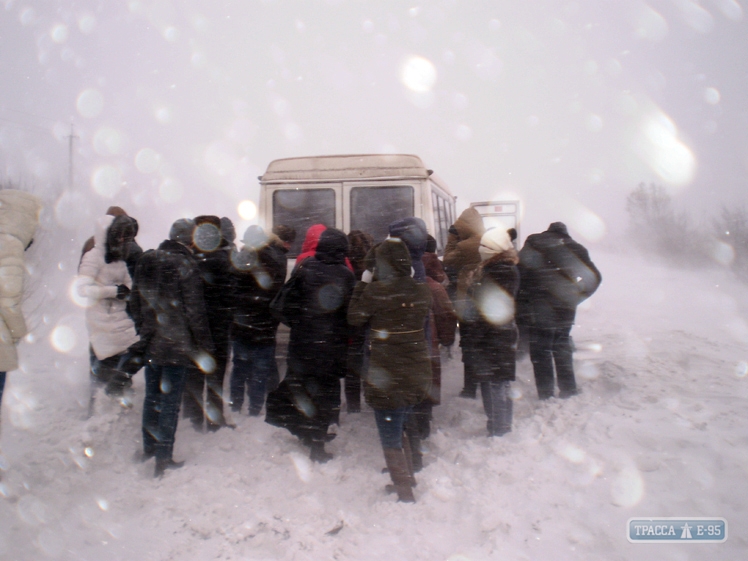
[460,349,479,397]
[183,345,229,429]
[345,328,369,412]
[229,340,275,415]
[142,364,187,461]
[374,406,412,449]
[529,324,575,399]
[0,371,5,412]
[480,380,512,436]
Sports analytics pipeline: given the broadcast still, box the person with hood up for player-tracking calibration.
[517,222,602,400]
[0,189,41,418]
[388,217,436,469]
[183,215,234,431]
[265,228,354,463]
[77,212,140,407]
[463,228,520,436]
[294,223,353,273]
[348,238,432,502]
[129,219,214,477]
[229,225,287,416]
[443,207,486,399]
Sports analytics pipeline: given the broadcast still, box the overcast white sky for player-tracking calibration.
[1,0,746,248]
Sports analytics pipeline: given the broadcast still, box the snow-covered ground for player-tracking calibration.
[1,248,747,560]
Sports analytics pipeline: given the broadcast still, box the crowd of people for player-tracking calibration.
[70,205,601,500]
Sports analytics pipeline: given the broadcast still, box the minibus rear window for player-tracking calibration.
[350,186,414,243]
[273,188,336,257]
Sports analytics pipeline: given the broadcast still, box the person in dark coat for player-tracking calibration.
[344,229,374,413]
[348,238,432,503]
[182,215,234,431]
[422,235,457,439]
[265,228,354,462]
[517,222,602,400]
[229,226,287,416]
[443,207,486,399]
[267,224,295,393]
[130,219,214,477]
[388,217,433,469]
[464,228,520,436]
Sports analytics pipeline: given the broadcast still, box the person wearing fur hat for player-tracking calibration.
[77,211,140,408]
[129,219,214,477]
[182,215,235,432]
[0,189,41,418]
[462,228,520,436]
[347,238,432,502]
[443,207,486,399]
[229,225,287,416]
[517,222,601,399]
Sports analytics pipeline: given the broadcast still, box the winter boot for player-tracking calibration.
[383,447,416,503]
[154,458,185,478]
[309,440,333,463]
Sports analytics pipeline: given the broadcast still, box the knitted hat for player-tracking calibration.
[478,227,513,261]
[169,218,196,246]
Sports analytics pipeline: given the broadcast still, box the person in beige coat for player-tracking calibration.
[443,207,485,398]
[0,189,41,414]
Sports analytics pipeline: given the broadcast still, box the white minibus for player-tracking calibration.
[258,154,456,259]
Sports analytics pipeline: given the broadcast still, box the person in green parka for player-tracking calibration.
[347,238,432,503]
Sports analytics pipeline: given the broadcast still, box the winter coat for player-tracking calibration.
[194,246,234,348]
[422,252,447,285]
[517,222,602,327]
[265,229,354,438]
[77,215,139,360]
[231,238,287,346]
[443,207,486,314]
[348,239,432,410]
[462,250,520,383]
[285,228,355,377]
[424,276,457,404]
[0,190,41,371]
[130,239,214,367]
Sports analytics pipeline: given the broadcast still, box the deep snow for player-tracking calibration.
[1,248,747,561]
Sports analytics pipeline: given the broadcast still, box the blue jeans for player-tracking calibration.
[142,364,187,461]
[374,407,412,449]
[480,380,512,436]
[230,340,276,415]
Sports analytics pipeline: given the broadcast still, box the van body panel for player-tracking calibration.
[259,154,456,258]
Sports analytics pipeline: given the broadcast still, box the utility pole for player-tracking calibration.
[67,120,78,190]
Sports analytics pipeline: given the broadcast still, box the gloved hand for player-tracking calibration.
[116,284,131,301]
[361,269,374,283]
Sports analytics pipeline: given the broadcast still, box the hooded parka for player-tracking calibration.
[348,239,432,410]
[77,214,140,360]
[0,190,41,371]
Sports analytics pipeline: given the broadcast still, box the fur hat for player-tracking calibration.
[478,227,513,261]
[169,218,196,246]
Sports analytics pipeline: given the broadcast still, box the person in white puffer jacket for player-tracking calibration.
[0,189,41,418]
[77,213,140,408]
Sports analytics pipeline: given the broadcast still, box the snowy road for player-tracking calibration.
[1,249,747,560]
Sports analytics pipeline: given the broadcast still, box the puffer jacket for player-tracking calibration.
[443,207,485,313]
[77,215,139,360]
[463,249,520,383]
[348,239,432,410]
[517,222,602,327]
[0,190,41,371]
